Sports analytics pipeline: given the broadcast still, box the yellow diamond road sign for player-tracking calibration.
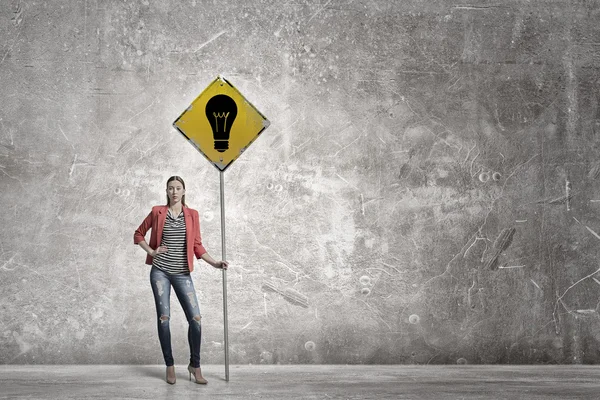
[173,76,270,171]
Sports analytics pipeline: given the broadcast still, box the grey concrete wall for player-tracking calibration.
[2,0,600,365]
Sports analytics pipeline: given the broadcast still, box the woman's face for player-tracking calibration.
[167,181,185,205]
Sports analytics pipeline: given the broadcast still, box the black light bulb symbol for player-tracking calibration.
[205,94,237,153]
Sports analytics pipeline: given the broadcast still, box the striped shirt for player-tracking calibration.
[152,209,189,274]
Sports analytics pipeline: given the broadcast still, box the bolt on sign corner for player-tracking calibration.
[173,76,270,171]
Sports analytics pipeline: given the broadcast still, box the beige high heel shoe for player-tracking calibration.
[187,364,208,384]
[166,366,176,384]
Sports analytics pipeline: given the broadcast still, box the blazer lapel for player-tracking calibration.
[157,207,167,245]
[183,206,192,242]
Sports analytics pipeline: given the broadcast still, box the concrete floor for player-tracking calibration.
[0,365,598,399]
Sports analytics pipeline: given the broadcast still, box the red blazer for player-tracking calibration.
[134,205,207,272]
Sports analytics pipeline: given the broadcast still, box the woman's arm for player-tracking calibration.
[193,209,228,269]
[134,211,152,244]
[134,210,167,257]
[138,240,167,257]
[200,252,229,269]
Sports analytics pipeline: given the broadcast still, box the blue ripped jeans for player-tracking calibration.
[150,266,202,368]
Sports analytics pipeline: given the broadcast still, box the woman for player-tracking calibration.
[134,176,228,385]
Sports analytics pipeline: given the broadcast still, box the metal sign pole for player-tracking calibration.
[220,170,229,381]
[173,76,269,383]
